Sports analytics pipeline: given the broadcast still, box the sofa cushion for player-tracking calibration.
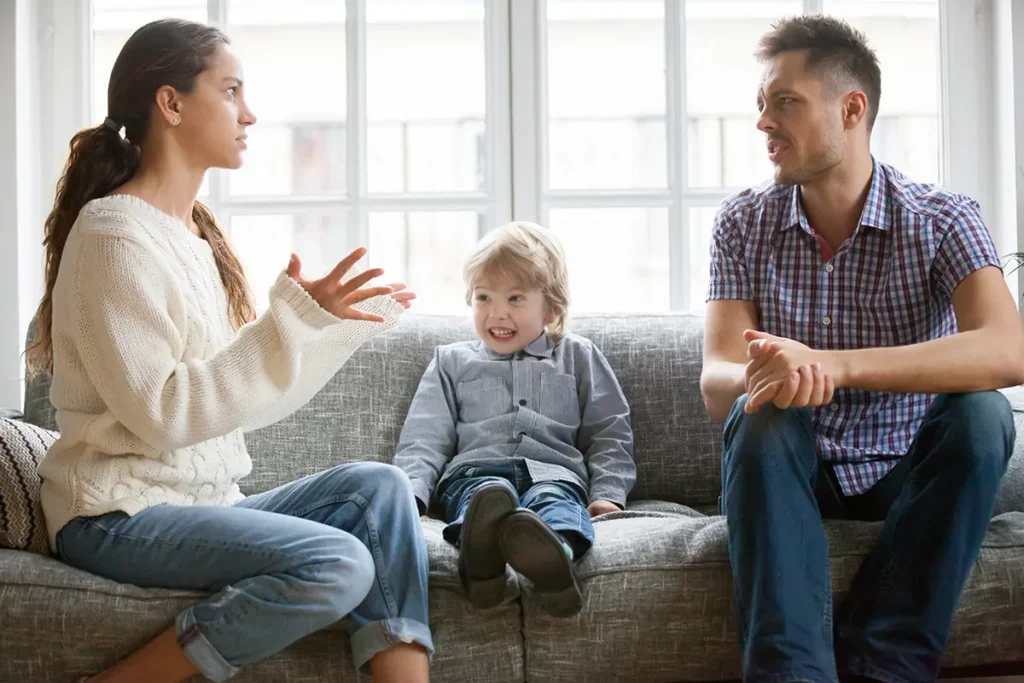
[521,504,1024,683]
[0,417,56,554]
[0,518,525,682]
[242,314,722,506]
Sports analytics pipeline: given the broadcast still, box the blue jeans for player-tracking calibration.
[438,461,595,558]
[56,462,433,681]
[721,392,1014,683]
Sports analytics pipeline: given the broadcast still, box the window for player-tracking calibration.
[88,0,942,316]
[824,0,940,183]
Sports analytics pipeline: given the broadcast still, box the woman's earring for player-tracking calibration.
[172,115,180,125]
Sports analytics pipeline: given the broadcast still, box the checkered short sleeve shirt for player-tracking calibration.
[707,159,1003,495]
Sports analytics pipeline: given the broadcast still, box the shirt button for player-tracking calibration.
[824,263,834,273]
[822,437,831,445]
[822,316,832,326]
[518,399,527,406]
[830,403,839,412]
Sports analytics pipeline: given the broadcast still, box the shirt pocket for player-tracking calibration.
[456,377,511,423]
[539,373,579,425]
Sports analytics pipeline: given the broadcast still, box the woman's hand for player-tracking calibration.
[287,247,416,321]
[387,282,417,310]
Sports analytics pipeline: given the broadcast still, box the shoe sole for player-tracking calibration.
[460,482,517,609]
[499,509,583,618]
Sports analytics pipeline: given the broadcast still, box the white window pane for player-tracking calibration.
[688,206,718,314]
[227,1,346,196]
[547,207,669,313]
[546,0,666,190]
[367,2,486,194]
[685,0,800,189]
[230,213,350,312]
[824,0,940,183]
[91,2,208,123]
[368,211,482,314]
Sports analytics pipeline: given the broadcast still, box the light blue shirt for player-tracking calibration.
[393,332,636,508]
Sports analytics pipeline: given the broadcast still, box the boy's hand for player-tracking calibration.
[587,500,620,518]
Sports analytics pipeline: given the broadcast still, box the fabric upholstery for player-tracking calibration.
[10,314,1024,681]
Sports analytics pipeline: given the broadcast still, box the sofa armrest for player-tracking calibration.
[995,386,1024,515]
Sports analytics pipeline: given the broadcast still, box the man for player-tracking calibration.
[700,15,1022,683]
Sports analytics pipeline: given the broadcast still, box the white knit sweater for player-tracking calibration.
[38,195,403,550]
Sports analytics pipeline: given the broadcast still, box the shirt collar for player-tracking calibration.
[779,157,891,234]
[480,332,555,360]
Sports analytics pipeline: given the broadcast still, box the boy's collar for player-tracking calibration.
[481,332,555,359]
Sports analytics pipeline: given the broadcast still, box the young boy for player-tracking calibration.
[393,221,636,618]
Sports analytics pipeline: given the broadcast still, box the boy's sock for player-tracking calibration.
[558,536,574,561]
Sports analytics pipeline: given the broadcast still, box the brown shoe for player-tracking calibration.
[499,509,582,617]
[459,482,517,609]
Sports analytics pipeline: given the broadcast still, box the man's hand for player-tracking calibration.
[744,330,837,413]
[587,500,620,518]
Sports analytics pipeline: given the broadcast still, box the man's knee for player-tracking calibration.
[724,394,813,455]
[726,393,812,430]
[929,391,1015,471]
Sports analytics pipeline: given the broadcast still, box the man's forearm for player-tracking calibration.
[833,329,1024,394]
[700,360,747,421]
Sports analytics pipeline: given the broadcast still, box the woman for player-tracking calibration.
[28,18,431,683]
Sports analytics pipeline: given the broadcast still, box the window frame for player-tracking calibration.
[40,0,994,315]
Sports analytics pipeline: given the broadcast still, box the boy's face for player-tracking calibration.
[471,275,555,355]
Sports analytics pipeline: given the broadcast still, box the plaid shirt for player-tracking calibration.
[708,159,1002,496]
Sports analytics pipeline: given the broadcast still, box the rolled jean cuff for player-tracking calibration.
[350,617,435,672]
[175,607,240,682]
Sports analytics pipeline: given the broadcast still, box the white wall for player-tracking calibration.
[0,0,49,410]
[17,0,42,388]
[997,0,1024,304]
[0,0,43,409]
[0,1,21,408]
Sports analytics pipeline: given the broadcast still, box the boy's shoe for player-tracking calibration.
[459,481,518,609]
[498,509,583,618]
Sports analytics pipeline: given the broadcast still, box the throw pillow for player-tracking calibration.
[0,417,57,554]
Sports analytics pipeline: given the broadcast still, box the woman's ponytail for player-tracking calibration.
[26,120,140,375]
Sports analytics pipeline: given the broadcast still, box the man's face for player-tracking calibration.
[756,49,846,185]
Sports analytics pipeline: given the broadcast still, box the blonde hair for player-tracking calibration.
[463,221,570,341]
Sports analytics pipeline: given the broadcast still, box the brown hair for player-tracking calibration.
[463,221,571,341]
[27,19,255,375]
[756,15,882,132]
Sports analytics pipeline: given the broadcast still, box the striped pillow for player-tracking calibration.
[0,417,56,554]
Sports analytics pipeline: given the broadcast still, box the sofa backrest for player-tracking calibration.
[24,314,724,507]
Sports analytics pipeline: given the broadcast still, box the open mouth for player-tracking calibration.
[489,327,516,341]
[767,139,788,163]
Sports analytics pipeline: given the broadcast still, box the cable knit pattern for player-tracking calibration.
[38,194,403,550]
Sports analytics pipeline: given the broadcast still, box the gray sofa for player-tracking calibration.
[2,314,1023,682]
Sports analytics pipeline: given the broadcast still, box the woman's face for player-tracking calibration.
[173,45,256,171]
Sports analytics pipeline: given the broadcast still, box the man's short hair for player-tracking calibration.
[757,15,882,132]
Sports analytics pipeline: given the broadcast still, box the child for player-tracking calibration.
[393,221,636,618]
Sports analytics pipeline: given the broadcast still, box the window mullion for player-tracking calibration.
[510,0,542,222]
[484,0,512,233]
[207,0,227,216]
[666,0,686,310]
[347,0,367,252]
